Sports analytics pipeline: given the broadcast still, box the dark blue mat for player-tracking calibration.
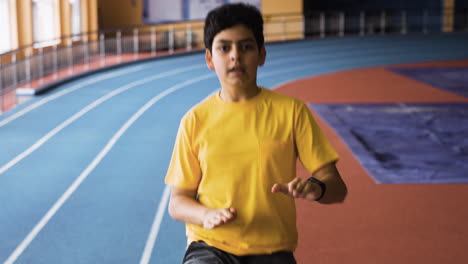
[389,67,468,98]
[311,103,468,184]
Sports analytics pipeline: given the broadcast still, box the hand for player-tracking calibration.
[202,208,237,229]
[271,177,322,201]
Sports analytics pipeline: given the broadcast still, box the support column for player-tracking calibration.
[16,0,34,56]
[80,0,88,33]
[60,0,72,41]
[443,0,455,32]
[53,0,61,42]
[87,0,99,40]
[8,0,19,50]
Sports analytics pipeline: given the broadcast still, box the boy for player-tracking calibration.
[165,3,347,264]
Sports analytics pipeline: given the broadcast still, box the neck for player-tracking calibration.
[219,84,260,102]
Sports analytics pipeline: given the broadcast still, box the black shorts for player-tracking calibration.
[182,241,297,264]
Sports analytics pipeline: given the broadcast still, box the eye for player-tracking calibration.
[219,45,230,52]
[241,44,254,51]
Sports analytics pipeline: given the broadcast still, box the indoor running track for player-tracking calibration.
[1,33,468,264]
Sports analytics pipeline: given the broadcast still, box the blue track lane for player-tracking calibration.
[0,34,468,263]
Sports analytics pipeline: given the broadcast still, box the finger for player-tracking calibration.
[229,208,237,215]
[212,214,221,223]
[289,178,301,195]
[271,183,289,194]
[292,183,301,197]
[203,210,226,229]
[219,210,233,222]
[223,208,234,216]
[294,179,308,196]
[204,219,215,229]
[212,214,225,227]
[225,209,236,220]
[226,208,238,221]
[306,182,322,201]
[297,183,312,198]
[211,209,236,227]
[303,182,313,194]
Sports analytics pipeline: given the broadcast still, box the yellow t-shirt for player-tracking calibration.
[165,87,338,256]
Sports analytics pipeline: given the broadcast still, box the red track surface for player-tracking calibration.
[275,60,468,264]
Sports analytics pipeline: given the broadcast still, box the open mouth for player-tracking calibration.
[229,67,245,74]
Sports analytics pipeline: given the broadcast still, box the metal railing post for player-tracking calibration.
[68,38,73,74]
[360,11,365,36]
[169,25,174,54]
[186,24,192,51]
[12,54,18,88]
[53,44,58,79]
[133,28,139,59]
[401,10,407,34]
[117,30,122,62]
[100,33,105,66]
[151,27,157,56]
[38,47,44,84]
[84,34,89,71]
[25,49,31,86]
[320,12,325,38]
[380,11,386,35]
[339,12,345,37]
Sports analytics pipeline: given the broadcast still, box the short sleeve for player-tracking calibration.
[165,113,202,190]
[294,102,339,174]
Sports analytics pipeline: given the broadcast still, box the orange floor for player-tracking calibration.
[275,60,468,263]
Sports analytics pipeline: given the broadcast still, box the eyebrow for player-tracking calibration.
[215,38,255,44]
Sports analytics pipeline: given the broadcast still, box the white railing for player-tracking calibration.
[1,9,467,113]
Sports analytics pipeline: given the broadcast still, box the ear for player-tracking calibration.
[258,46,266,67]
[205,49,215,70]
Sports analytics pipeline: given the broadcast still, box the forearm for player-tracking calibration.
[317,176,347,204]
[168,194,208,227]
[314,163,348,204]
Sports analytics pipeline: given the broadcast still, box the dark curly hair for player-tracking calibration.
[204,3,264,52]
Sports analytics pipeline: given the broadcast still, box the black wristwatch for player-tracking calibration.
[307,177,326,201]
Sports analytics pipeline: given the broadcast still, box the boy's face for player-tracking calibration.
[205,24,266,89]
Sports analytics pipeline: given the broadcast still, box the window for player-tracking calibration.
[33,0,59,47]
[0,0,11,54]
[69,0,81,39]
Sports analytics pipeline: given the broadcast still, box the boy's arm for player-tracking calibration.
[272,162,347,204]
[310,162,347,204]
[168,186,237,229]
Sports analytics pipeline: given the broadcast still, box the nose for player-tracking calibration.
[230,45,241,62]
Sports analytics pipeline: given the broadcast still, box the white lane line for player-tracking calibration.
[0,64,206,175]
[0,54,205,128]
[3,73,215,264]
[0,47,310,129]
[139,185,171,264]
[0,66,144,128]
